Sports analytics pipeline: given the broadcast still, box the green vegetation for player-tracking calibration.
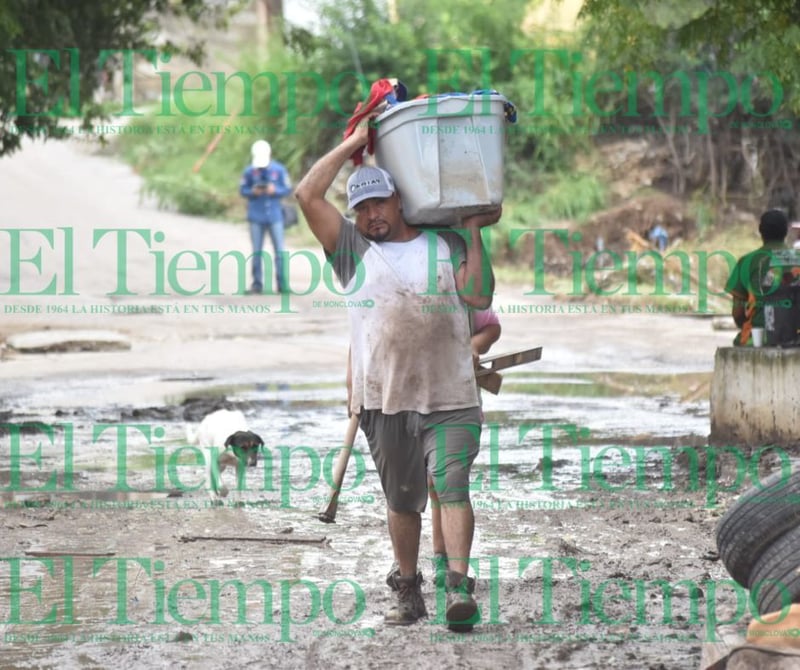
[0,0,239,157]
[5,0,796,290]
[579,0,800,206]
[109,0,798,232]
[115,0,603,230]
[529,173,608,223]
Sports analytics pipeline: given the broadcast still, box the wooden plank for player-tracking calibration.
[477,370,503,394]
[703,643,800,669]
[698,624,748,669]
[700,640,734,669]
[473,346,542,395]
[475,347,542,375]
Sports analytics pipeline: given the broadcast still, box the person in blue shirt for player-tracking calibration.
[648,224,669,252]
[239,140,292,293]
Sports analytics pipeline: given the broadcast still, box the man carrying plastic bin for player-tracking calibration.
[295,120,500,631]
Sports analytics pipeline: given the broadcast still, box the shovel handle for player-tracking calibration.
[317,413,359,523]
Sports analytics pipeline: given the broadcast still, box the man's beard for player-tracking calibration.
[365,223,389,242]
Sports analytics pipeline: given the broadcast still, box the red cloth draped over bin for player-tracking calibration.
[343,78,405,165]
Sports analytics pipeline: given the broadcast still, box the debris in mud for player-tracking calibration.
[116,395,276,423]
[506,193,695,274]
[122,406,177,421]
[0,421,64,436]
[25,549,116,557]
[535,457,571,473]
[179,534,330,546]
[557,538,585,555]
[180,396,236,422]
[160,376,216,382]
[6,329,131,353]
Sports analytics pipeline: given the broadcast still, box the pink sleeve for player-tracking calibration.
[473,308,500,332]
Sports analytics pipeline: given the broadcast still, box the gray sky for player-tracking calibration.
[284,0,321,30]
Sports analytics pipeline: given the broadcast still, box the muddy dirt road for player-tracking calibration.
[0,139,750,669]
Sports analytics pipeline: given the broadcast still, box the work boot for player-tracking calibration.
[385,572,427,625]
[388,555,476,591]
[386,561,427,590]
[385,560,400,589]
[432,552,449,587]
[432,554,476,591]
[445,570,479,632]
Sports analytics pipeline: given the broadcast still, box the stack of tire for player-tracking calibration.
[716,468,800,615]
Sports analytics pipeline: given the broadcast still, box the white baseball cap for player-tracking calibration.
[251,140,271,168]
[346,165,396,209]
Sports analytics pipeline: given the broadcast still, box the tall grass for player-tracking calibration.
[488,170,609,258]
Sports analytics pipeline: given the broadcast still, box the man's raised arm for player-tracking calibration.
[295,126,369,255]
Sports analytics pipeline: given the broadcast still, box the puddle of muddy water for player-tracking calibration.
[0,369,717,669]
[3,371,710,530]
[1,370,712,506]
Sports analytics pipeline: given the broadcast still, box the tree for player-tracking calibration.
[290,0,593,173]
[116,0,603,223]
[578,0,800,210]
[0,0,240,157]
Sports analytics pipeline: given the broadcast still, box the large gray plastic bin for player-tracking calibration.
[374,93,508,225]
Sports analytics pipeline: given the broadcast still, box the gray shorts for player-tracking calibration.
[358,406,482,513]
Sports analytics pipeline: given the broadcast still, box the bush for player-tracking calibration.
[533,172,608,223]
[141,172,233,217]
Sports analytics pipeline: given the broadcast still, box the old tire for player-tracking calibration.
[715,467,800,587]
[748,523,800,615]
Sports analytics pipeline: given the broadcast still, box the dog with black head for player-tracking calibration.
[187,409,264,502]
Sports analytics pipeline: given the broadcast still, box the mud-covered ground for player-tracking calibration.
[1,368,756,670]
[0,139,760,669]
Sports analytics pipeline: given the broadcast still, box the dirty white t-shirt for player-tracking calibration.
[330,219,479,415]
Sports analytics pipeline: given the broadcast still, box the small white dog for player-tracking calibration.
[186,409,264,501]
